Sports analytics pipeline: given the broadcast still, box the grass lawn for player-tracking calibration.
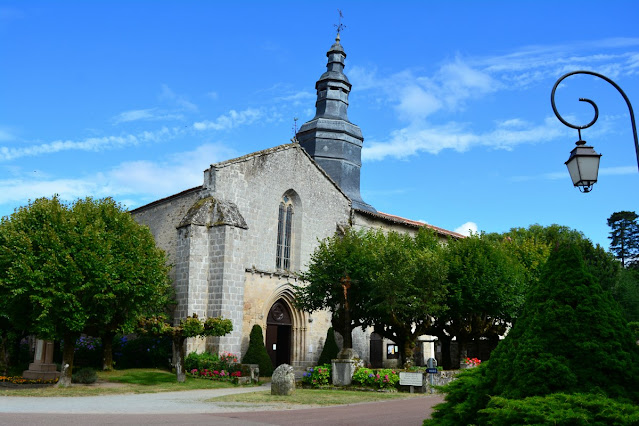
[0,368,243,397]
[209,389,433,406]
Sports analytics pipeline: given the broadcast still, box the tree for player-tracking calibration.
[138,314,233,382]
[295,229,375,353]
[0,196,173,385]
[242,324,273,376]
[70,198,173,370]
[297,228,447,366]
[317,327,339,366]
[364,229,448,367]
[608,211,639,267]
[427,243,639,424]
[429,234,527,369]
[613,268,639,322]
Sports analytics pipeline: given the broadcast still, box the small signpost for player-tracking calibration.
[426,357,438,394]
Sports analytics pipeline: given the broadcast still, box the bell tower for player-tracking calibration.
[297,34,376,213]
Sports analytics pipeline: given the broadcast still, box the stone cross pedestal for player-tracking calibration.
[22,339,60,380]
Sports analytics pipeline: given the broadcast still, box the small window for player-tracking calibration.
[387,344,399,359]
[276,196,294,270]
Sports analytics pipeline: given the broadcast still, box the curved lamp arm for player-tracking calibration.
[550,70,639,172]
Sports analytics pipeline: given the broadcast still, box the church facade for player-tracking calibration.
[132,35,462,370]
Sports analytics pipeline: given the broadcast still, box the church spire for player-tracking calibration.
[297,33,376,213]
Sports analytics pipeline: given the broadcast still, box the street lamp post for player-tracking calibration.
[550,70,639,192]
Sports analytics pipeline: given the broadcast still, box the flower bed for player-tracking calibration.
[0,376,58,387]
[185,351,243,383]
[188,368,241,382]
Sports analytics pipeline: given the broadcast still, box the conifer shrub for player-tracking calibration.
[478,393,639,425]
[71,367,97,384]
[317,327,339,366]
[242,325,273,376]
[426,243,639,425]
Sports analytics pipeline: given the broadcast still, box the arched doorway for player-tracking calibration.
[266,299,292,368]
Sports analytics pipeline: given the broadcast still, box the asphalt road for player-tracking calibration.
[0,384,444,425]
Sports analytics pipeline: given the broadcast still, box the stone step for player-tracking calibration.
[22,370,60,380]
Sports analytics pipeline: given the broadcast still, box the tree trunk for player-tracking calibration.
[342,307,352,349]
[102,331,115,371]
[57,333,77,387]
[402,339,415,369]
[173,336,186,383]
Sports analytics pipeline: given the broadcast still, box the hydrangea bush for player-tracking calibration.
[302,364,331,387]
[352,367,400,389]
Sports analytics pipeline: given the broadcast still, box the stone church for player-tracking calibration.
[132,34,462,370]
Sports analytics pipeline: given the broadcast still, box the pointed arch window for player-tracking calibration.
[276,195,294,270]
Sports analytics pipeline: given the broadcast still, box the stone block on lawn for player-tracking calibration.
[271,364,295,395]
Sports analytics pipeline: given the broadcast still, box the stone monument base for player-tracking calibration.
[23,363,60,380]
[331,358,362,386]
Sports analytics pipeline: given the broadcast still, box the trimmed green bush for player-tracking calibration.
[242,325,273,376]
[184,351,219,372]
[317,327,339,366]
[72,367,97,384]
[478,393,639,425]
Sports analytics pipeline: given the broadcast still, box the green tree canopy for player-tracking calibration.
[295,229,376,352]
[0,196,173,385]
[430,233,527,369]
[608,211,639,267]
[364,228,448,367]
[296,228,447,366]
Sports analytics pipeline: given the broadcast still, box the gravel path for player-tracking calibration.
[0,384,280,414]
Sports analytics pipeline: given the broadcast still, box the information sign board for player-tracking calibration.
[399,371,424,386]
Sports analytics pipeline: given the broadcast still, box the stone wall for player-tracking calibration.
[205,144,352,274]
[132,187,202,286]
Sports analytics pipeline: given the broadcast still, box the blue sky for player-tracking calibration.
[1,1,638,250]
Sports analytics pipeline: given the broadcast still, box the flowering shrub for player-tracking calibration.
[302,364,331,388]
[73,336,103,368]
[352,367,400,389]
[186,351,242,382]
[0,375,58,385]
[464,357,481,367]
[188,368,242,382]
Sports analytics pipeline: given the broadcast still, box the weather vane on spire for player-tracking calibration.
[334,9,346,37]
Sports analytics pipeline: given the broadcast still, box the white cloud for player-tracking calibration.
[194,108,263,131]
[454,221,478,236]
[159,84,198,112]
[0,143,238,212]
[207,91,219,100]
[0,127,182,161]
[113,108,156,123]
[363,116,566,162]
[112,108,185,124]
[277,91,315,105]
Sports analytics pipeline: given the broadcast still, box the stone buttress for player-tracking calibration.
[176,197,248,355]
